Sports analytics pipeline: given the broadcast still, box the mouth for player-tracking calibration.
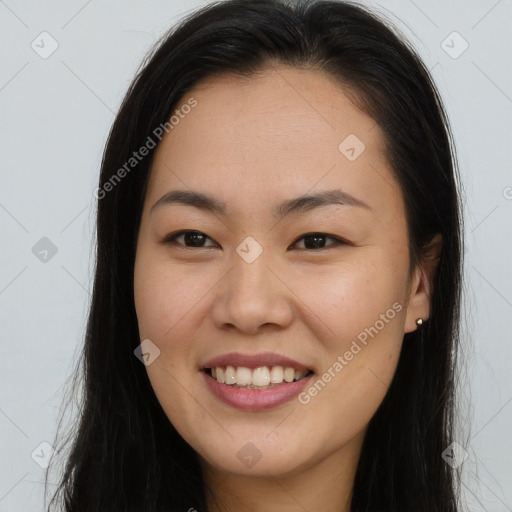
[203,365,314,390]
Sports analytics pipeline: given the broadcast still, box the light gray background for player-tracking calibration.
[0,0,511,510]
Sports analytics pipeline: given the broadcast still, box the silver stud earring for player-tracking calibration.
[416,318,423,328]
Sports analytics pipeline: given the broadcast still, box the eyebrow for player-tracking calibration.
[150,188,372,219]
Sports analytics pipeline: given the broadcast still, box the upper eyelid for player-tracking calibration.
[169,230,218,246]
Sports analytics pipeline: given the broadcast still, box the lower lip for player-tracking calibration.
[201,370,314,410]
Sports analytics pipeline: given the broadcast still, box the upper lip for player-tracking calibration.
[202,352,313,372]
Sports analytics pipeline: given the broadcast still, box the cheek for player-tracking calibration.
[133,257,207,422]
[291,259,407,439]
[134,258,208,343]
[133,271,172,342]
[289,251,408,345]
[293,253,407,404]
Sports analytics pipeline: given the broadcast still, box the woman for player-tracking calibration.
[47,0,464,510]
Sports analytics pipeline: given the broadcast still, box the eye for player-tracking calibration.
[161,230,218,248]
[161,230,348,250]
[290,232,347,250]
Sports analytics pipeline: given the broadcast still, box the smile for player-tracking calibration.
[205,365,313,389]
[201,367,315,410]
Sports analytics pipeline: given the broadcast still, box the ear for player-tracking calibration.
[404,233,442,333]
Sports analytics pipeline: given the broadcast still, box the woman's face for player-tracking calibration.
[133,65,430,478]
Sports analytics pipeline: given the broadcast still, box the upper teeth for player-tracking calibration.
[210,365,309,386]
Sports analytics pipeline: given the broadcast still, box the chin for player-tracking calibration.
[195,433,315,478]
[205,451,307,478]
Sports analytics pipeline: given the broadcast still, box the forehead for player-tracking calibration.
[145,65,401,219]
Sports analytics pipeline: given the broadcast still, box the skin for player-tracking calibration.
[133,65,441,512]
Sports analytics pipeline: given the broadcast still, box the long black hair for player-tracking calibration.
[46,1,464,510]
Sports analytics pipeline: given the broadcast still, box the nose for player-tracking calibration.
[210,250,294,335]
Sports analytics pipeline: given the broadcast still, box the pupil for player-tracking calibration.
[184,232,205,247]
[305,235,325,249]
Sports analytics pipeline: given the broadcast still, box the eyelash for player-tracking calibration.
[161,230,349,251]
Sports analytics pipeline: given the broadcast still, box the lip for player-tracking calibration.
[201,351,312,371]
[202,370,314,410]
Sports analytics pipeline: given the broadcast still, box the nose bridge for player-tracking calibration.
[228,241,275,306]
[211,241,293,333]
[229,231,272,289]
